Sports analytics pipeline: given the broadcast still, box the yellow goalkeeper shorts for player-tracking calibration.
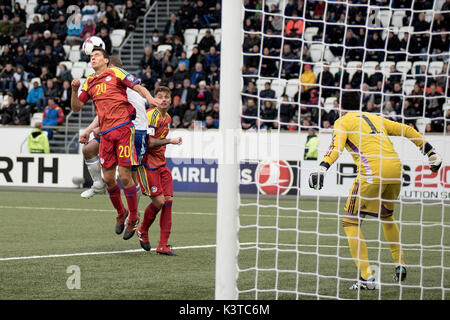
[344,177,401,217]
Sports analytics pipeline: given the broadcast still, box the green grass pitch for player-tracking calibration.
[0,190,449,300]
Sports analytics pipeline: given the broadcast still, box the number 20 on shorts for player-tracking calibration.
[118,145,131,158]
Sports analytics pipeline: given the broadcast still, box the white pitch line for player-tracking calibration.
[0,244,216,262]
[0,205,447,225]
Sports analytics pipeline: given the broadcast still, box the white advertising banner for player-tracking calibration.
[0,128,84,188]
[0,127,448,197]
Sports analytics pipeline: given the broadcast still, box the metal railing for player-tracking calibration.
[143,1,159,47]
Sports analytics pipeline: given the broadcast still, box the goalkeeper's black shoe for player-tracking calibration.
[394,266,407,282]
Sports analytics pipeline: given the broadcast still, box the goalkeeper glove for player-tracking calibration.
[309,165,327,190]
[428,152,442,173]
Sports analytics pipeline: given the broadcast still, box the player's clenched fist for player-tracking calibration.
[71,79,81,89]
[170,137,182,145]
[79,130,90,144]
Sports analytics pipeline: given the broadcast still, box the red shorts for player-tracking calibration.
[137,165,173,197]
[99,124,138,168]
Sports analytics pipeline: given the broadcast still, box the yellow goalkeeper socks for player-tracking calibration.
[381,214,405,267]
[343,220,372,280]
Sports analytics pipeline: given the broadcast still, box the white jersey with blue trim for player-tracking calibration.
[127,88,147,131]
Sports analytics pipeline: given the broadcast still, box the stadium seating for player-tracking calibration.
[309,44,324,62]
[412,61,428,75]
[378,10,391,28]
[271,79,287,98]
[285,79,299,99]
[416,118,431,133]
[380,61,395,74]
[157,44,172,54]
[304,27,319,42]
[429,61,444,75]
[71,67,85,79]
[391,10,406,28]
[396,61,412,74]
[403,79,417,95]
[363,61,379,76]
[69,50,81,63]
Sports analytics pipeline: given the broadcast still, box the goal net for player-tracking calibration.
[218,0,450,300]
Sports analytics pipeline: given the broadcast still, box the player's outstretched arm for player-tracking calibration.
[147,137,182,149]
[132,84,162,107]
[71,79,85,112]
[309,119,347,190]
[383,118,442,172]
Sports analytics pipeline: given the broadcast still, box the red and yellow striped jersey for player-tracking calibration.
[142,107,172,169]
[78,67,140,133]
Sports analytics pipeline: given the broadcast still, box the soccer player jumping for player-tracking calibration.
[309,94,443,290]
[136,86,181,256]
[71,48,162,240]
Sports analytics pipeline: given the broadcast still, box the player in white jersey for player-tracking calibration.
[79,56,148,202]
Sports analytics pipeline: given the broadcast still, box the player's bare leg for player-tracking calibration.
[103,165,129,235]
[80,139,106,199]
[117,166,139,240]
[156,195,177,256]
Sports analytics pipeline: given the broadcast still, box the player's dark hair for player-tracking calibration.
[92,48,110,64]
[340,90,361,111]
[109,55,123,68]
[154,86,171,96]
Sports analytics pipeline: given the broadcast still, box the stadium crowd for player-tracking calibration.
[0,0,147,127]
[0,0,449,136]
[241,0,450,133]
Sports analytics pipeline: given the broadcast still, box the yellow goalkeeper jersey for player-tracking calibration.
[321,112,427,184]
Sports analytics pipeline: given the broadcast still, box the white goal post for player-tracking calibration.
[216,0,450,300]
[215,0,243,300]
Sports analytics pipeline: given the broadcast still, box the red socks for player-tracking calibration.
[141,203,161,231]
[123,185,138,220]
[107,184,125,215]
[159,200,173,246]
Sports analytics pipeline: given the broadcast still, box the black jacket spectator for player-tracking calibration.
[13,81,28,102]
[0,96,16,125]
[27,16,44,35]
[425,84,445,118]
[13,46,28,69]
[9,15,26,38]
[98,28,112,55]
[123,0,140,31]
[198,31,216,53]
[52,14,67,41]
[173,63,190,86]
[14,99,31,125]
[164,13,183,40]
[178,0,196,29]
[0,45,13,65]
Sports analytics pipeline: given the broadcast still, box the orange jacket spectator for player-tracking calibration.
[285,19,304,36]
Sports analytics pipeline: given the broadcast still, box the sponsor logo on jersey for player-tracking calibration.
[255,160,293,195]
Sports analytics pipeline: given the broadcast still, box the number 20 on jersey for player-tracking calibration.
[95,83,107,96]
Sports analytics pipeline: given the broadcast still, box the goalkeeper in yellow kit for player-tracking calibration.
[309,96,443,290]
